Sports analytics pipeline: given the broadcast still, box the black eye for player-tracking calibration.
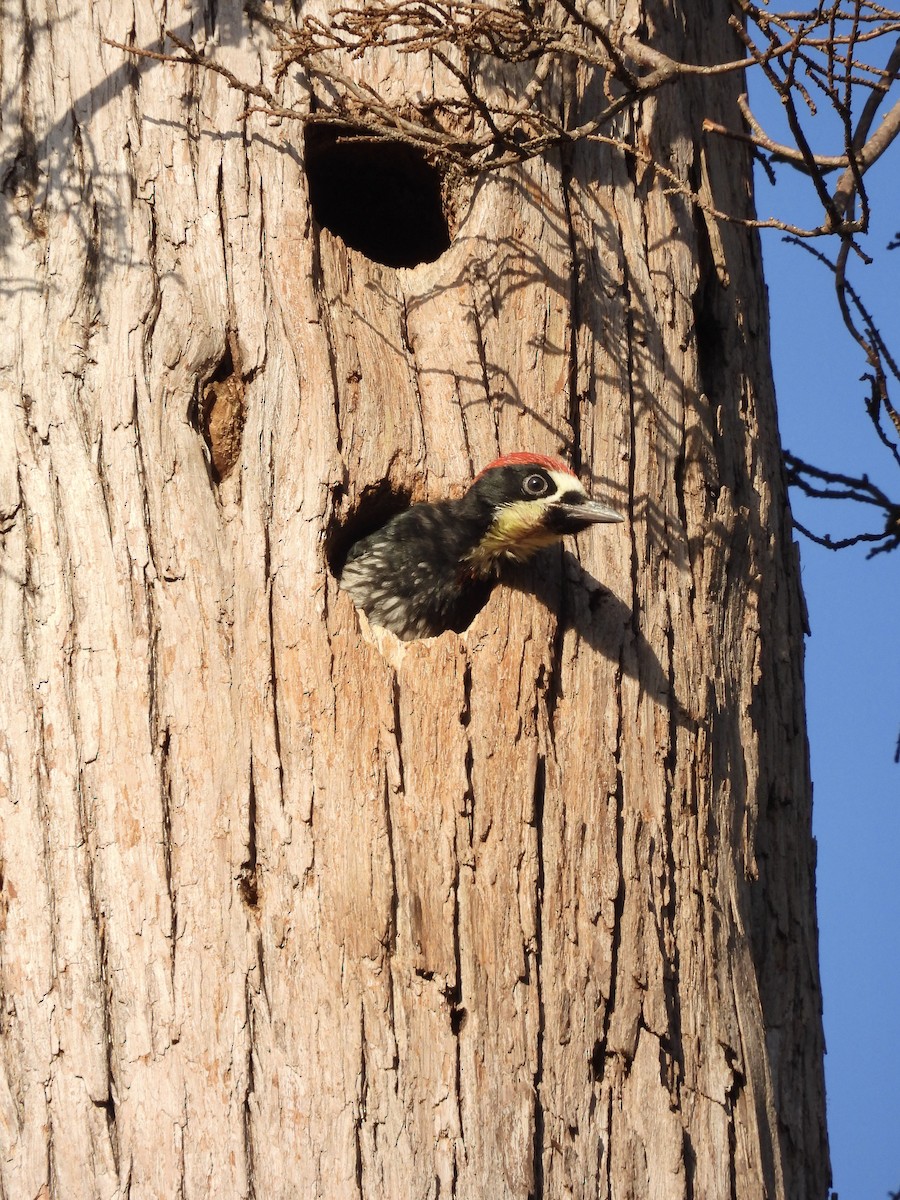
[522,473,549,497]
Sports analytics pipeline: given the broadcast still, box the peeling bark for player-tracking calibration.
[0,1,828,1198]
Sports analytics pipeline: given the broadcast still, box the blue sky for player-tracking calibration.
[752,84,900,1197]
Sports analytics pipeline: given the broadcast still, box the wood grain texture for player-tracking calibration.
[0,0,828,1196]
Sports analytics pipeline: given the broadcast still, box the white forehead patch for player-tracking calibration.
[546,469,586,498]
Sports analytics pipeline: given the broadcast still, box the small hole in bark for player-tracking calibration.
[326,480,413,578]
[238,865,258,909]
[590,1040,605,1081]
[450,1006,467,1034]
[305,124,451,268]
[196,337,246,482]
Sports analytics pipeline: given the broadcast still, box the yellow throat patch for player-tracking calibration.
[465,500,560,574]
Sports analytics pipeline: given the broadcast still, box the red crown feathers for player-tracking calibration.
[474,452,577,482]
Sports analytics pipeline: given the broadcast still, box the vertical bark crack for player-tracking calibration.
[455,659,473,1157]
[243,974,257,1200]
[592,678,627,1093]
[543,553,567,740]
[559,149,582,468]
[460,662,474,847]
[382,773,399,960]
[239,758,259,909]
[158,723,177,980]
[309,219,344,455]
[530,754,547,1200]
[660,604,683,1102]
[355,1007,369,1197]
[263,516,285,810]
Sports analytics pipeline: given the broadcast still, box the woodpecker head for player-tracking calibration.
[460,452,623,576]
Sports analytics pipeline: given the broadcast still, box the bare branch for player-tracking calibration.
[103,1,900,241]
[784,452,900,556]
[105,33,278,107]
[104,2,900,559]
[703,95,848,169]
[831,94,900,219]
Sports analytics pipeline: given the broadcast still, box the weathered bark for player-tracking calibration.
[0,1,829,1197]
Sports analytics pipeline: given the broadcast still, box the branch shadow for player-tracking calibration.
[501,549,684,719]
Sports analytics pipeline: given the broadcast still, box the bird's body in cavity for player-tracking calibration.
[339,452,623,640]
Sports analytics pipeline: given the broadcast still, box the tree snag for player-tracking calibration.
[0,1,829,1197]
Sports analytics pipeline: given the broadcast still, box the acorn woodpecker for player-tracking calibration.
[339,452,623,640]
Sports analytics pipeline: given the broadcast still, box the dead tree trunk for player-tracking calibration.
[0,1,829,1197]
